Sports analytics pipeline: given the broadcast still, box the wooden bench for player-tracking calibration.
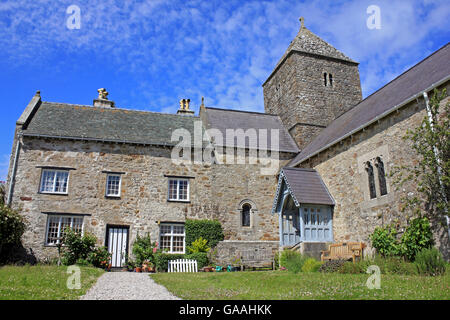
[321,242,365,263]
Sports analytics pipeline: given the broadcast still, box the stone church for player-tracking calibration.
[6,20,449,266]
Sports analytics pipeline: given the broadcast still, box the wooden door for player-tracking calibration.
[281,211,300,246]
[106,226,129,268]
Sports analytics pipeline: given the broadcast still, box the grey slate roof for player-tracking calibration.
[202,107,300,153]
[272,167,335,212]
[289,42,450,167]
[23,102,205,146]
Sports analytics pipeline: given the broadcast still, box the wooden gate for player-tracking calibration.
[106,226,129,268]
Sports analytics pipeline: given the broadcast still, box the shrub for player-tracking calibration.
[414,247,446,276]
[154,253,185,272]
[279,249,300,268]
[188,237,210,254]
[369,224,401,257]
[61,228,96,265]
[185,219,224,249]
[0,205,26,257]
[301,258,322,272]
[338,261,365,274]
[132,233,158,266]
[185,252,209,269]
[400,217,434,261]
[282,251,308,274]
[87,246,111,268]
[319,259,347,273]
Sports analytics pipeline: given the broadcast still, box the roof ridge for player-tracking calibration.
[42,101,200,118]
[205,107,279,116]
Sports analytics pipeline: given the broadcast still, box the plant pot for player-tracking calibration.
[148,267,155,273]
[135,267,142,273]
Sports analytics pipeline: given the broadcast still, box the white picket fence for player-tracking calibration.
[168,259,198,273]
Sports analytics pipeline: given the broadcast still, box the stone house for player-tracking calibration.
[5,21,449,266]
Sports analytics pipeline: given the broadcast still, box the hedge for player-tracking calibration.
[185,219,224,249]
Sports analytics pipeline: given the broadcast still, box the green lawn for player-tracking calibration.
[151,271,450,300]
[0,265,104,300]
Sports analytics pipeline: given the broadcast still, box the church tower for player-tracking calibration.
[263,18,362,150]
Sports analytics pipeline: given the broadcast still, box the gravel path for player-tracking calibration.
[81,272,181,300]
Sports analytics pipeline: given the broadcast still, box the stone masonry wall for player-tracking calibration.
[9,137,290,261]
[301,84,450,259]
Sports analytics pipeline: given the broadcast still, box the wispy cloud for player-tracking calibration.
[0,0,448,113]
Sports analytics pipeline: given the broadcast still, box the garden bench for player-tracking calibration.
[168,259,198,273]
[320,242,365,263]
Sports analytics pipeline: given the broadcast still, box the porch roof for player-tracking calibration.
[272,167,335,213]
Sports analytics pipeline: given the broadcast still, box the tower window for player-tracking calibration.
[242,203,251,227]
[323,73,328,86]
[329,74,333,87]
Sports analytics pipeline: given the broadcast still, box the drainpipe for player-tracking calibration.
[423,92,450,239]
[6,134,22,207]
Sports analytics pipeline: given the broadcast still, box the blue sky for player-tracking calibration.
[0,0,449,180]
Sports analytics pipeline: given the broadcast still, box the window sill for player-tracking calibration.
[167,199,190,203]
[38,192,68,196]
[105,195,121,199]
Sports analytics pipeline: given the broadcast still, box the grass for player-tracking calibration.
[151,270,450,300]
[0,265,104,300]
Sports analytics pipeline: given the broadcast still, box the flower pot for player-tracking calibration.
[148,267,155,273]
[135,267,142,273]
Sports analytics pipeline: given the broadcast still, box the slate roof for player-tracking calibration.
[23,102,205,146]
[289,42,450,167]
[202,107,300,153]
[264,24,357,86]
[272,167,335,212]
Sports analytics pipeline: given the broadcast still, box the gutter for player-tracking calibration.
[6,133,22,206]
[291,74,450,167]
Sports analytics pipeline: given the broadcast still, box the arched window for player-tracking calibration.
[242,204,251,227]
[323,72,328,86]
[365,161,377,199]
[375,157,388,196]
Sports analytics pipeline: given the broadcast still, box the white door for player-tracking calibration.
[107,226,129,268]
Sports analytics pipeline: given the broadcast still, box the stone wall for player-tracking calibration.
[9,137,291,261]
[301,84,450,259]
[263,52,362,149]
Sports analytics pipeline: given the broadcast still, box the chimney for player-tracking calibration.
[93,88,115,108]
[177,98,195,116]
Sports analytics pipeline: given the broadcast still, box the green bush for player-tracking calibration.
[369,224,401,257]
[400,217,434,261]
[279,249,300,268]
[185,252,209,269]
[414,247,446,276]
[0,205,26,256]
[301,258,322,272]
[337,255,417,275]
[282,251,308,274]
[154,253,185,272]
[319,259,347,273]
[61,228,97,265]
[188,237,210,254]
[185,219,224,249]
[132,233,158,266]
[87,246,111,268]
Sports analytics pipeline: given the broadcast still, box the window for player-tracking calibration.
[329,74,333,87]
[168,179,189,201]
[242,204,251,227]
[106,174,121,197]
[159,223,185,253]
[375,157,388,196]
[323,72,328,86]
[300,206,332,242]
[365,161,377,199]
[40,169,69,194]
[45,215,83,245]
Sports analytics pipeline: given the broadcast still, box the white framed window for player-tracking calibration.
[45,215,84,245]
[40,169,69,194]
[106,174,122,197]
[159,223,185,253]
[167,178,190,202]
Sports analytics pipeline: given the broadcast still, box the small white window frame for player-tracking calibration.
[45,215,84,246]
[159,223,185,254]
[105,173,122,197]
[167,178,190,202]
[39,169,70,195]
